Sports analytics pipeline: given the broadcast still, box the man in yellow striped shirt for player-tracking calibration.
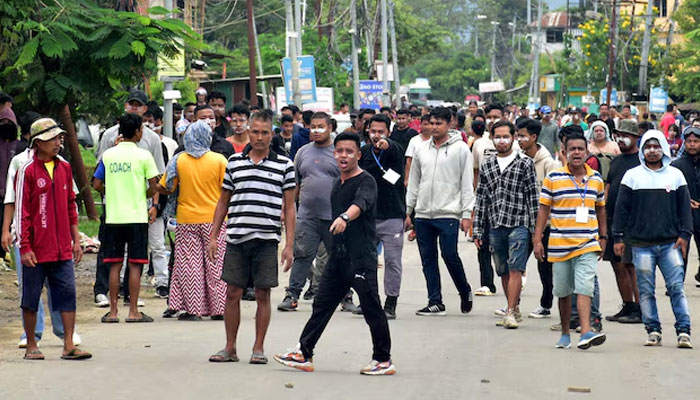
[533,131,608,350]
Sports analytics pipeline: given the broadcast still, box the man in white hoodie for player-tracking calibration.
[516,118,560,319]
[406,107,475,316]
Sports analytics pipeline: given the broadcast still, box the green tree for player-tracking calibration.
[667,0,700,102]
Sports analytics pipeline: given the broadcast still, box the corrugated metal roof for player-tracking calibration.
[529,12,569,28]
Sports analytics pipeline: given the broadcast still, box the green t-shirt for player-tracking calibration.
[102,142,159,224]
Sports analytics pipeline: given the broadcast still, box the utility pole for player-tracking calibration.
[474,25,479,57]
[490,21,499,82]
[638,0,653,97]
[252,9,268,108]
[295,0,302,54]
[389,0,400,108]
[508,17,516,103]
[246,0,258,106]
[163,0,174,139]
[380,0,389,106]
[286,0,301,106]
[527,0,532,25]
[606,0,616,105]
[528,0,542,105]
[350,0,360,109]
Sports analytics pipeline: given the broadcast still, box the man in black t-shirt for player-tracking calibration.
[274,133,395,376]
[604,120,642,323]
[390,109,418,151]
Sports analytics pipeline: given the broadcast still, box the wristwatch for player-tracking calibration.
[340,213,350,222]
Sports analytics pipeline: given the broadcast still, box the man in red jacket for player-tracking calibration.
[17,118,91,361]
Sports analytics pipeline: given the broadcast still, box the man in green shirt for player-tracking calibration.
[93,113,159,323]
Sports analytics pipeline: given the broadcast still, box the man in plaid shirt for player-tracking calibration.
[473,120,539,329]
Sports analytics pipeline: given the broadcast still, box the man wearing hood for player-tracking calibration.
[407,107,474,316]
[516,118,560,319]
[671,127,700,286]
[613,130,693,348]
[603,119,642,324]
[0,106,18,265]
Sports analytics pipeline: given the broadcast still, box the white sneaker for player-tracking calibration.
[521,275,527,289]
[493,307,507,317]
[474,286,495,296]
[18,337,27,348]
[73,332,81,346]
[137,298,145,307]
[529,306,552,319]
[94,294,109,308]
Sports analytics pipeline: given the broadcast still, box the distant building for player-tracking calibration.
[620,0,684,45]
[529,12,582,54]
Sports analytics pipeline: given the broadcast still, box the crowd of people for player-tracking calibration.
[3,87,699,372]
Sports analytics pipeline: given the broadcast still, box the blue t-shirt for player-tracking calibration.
[94,160,105,181]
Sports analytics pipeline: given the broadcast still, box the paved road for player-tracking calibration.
[1,236,699,399]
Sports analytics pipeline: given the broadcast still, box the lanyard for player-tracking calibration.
[568,174,589,206]
[371,149,386,172]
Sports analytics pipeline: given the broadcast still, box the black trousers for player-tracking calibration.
[94,210,109,297]
[478,221,496,293]
[681,229,700,281]
[536,227,553,309]
[299,260,391,362]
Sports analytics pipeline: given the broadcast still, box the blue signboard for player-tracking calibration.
[281,56,317,104]
[649,86,669,113]
[359,80,384,110]
[599,88,618,106]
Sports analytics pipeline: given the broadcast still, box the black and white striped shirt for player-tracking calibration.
[222,147,295,244]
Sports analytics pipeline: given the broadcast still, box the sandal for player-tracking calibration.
[209,349,239,363]
[125,312,154,323]
[249,352,268,364]
[23,349,44,360]
[61,348,92,360]
[101,312,119,323]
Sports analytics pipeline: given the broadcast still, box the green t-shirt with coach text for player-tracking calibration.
[102,142,159,224]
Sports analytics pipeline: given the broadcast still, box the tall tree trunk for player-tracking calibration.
[59,104,98,221]
[327,0,336,49]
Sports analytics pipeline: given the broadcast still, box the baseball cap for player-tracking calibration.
[126,89,148,105]
[614,119,640,136]
[569,107,581,113]
[30,117,66,145]
[540,105,552,114]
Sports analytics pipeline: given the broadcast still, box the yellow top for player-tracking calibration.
[160,152,227,224]
[45,160,55,180]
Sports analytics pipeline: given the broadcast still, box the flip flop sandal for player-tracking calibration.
[249,352,268,364]
[126,312,154,323]
[101,312,119,323]
[23,349,44,360]
[209,350,239,363]
[61,348,92,360]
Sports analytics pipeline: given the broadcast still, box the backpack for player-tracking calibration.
[586,153,615,180]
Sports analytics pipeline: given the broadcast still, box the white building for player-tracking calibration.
[529,12,582,54]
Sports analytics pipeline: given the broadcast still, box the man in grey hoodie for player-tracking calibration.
[613,130,693,348]
[406,107,475,316]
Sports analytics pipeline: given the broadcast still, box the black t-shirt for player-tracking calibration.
[359,140,406,219]
[271,134,292,157]
[606,152,640,218]
[390,126,418,152]
[602,118,616,134]
[330,171,377,271]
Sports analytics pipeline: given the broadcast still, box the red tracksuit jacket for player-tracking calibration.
[16,155,78,263]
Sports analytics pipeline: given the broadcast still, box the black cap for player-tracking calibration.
[126,89,148,105]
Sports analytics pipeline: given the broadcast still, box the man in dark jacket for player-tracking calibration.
[671,126,700,285]
[613,130,693,348]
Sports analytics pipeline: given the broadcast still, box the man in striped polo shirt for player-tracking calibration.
[533,131,607,350]
[207,111,296,364]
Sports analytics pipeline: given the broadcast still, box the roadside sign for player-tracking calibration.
[649,87,669,113]
[281,55,318,104]
[359,80,385,110]
[276,86,334,114]
[157,39,185,81]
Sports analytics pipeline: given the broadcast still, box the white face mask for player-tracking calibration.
[310,128,326,134]
[517,136,530,145]
[616,137,631,147]
[203,118,216,130]
[144,122,155,130]
[493,137,512,145]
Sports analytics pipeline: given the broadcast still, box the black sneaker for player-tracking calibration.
[155,286,169,299]
[384,296,397,320]
[352,305,364,315]
[242,288,256,301]
[605,304,626,322]
[302,287,316,301]
[416,303,446,316]
[460,290,473,314]
[591,317,603,333]
[162,308,178,318]
[618,303,642,324]
[340,293,358,313]
[277,294,298,311]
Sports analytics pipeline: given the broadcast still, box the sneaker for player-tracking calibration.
[273,347,314,372]
[605,303,626,322]
[514,309,523,323]
[618,304,642,324]
[155,286,169,299]
[550,322,562,331]
[162,308,178,318]
[591,318,603,333]
[460,290,473,314]
[474,286,495,296]
[94,294,109,308]
[123,297,145,307]
[302,287,316,301]
[503,311,518,329]
[277,294,298,312]
[18,337,27,348]
[384,297,397,320]
[577,331,606,350]
[360,360,396,376]
[415,303,446,316]
[72,332,81,346]
[529,306,551,319]
[352,306,364,315]
[340,295,358,313]
[242,288,256,301]
[493,307,507,317]
[645,332,662,346]
[678,333,693,349]
[521,275,527,289]
[555,334,571,349]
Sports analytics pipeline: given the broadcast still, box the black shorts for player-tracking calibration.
[221,240,278,289]
[21,260,76,312]
[103,223,149,265]
[603,237,633,263]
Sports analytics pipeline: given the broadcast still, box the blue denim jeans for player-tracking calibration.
[15,245,64,341]
[414,218,471,305]
[489,226,530,277]
[632,242,691,335]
